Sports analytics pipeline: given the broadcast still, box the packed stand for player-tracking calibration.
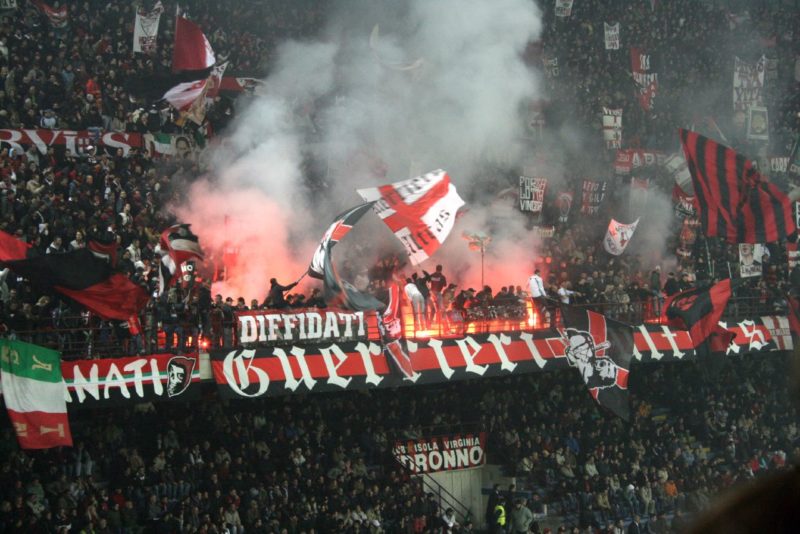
[0,351,794,532]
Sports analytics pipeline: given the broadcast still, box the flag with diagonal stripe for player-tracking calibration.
[679,129,796,243]
[357,170,465,265]
[307,203,374,279]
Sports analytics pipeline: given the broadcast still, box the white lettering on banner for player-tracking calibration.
[661,327,686,360]
[0,129,141,156]
[319,344,353,389]
[402,341,422,383]
[353,342,385,386]
[273,346,317,392]
[427,338,455,380]
[394,433,487,474]
[236,310,368,344]
[240,316,258,343]
[519,332,548,368]
[223,350,270,397]
[737,320,768,350]
[636,325,663,360]
[105,364,129,399]
[67,358,167,403]
[486,333,517,372]
[454,336,487,376]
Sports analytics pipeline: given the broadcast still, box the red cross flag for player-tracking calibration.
[357,170,465,265]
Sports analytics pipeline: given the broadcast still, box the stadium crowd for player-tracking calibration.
[0,0,795,533]
[0,352,793,533]
[0,0,796,356]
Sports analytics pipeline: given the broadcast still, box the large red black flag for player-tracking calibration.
[0,231,148,320]
[664,278,739,356]
[560,306,634,421]
[679,129,796,243]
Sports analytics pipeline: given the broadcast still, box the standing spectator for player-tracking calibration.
[405,277,426,330]
[508,498,534,534]
[428,264,447,326]
[663,272,680,297]
[263,277,298,309]
[528,268,549,325]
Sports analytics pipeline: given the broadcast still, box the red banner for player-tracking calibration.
[0,129,143,156]
[211,316,792,399]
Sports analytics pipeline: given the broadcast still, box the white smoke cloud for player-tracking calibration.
[173,0,545,298]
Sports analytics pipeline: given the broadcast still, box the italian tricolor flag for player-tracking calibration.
[0,339,72,449]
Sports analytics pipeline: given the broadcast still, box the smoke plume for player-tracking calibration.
[173,0,544,299]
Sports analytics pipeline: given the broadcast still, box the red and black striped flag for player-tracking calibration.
[0,231,148,321]
[664,278,740,357]
[679,129,796,243]
[560,306,634,421]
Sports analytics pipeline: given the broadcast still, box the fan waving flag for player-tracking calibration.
[308,202,375,279]
[158,224,203,296]
[0,339,72,449]
[310,205,385,312]
[357,170,465,265]
[560,306,634,420]
[679,129,796,243]
[160,224,204,264]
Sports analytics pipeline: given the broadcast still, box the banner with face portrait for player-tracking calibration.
[739,243,765,278]
[746,106,769,142]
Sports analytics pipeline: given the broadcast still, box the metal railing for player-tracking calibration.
[3,295,787,358]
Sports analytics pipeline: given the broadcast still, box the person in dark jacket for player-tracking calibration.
[263,278,298,309]
[662,272,680,297]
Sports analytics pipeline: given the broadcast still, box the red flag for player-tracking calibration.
[0,230,30,261]
[679,129,796,243]
[172,17,215,72]
[665,278,738,351]
[55,274,150,321]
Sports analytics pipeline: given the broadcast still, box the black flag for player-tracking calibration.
[560,306,634,420]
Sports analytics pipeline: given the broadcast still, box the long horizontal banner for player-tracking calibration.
[236,308,380,346]
[62,353,200,406]
[393,432,487,474]
[210,316,791,399]
[0,129,143,156]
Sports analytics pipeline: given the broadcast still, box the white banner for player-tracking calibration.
[0,0,17,9]
[133,1,164,54]
[733,55,765,113]
[555,0,574,17]
[739,243,765,277]
[543,56,559,78]
[603,218,640,255]
[665,152,693,194]
[519,176,547,213]
[602,107,622,149]
[604,23,620,50]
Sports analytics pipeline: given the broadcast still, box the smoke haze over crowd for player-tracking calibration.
[173,0,544,299]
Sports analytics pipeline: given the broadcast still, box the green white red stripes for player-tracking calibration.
[0,339,72,449]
